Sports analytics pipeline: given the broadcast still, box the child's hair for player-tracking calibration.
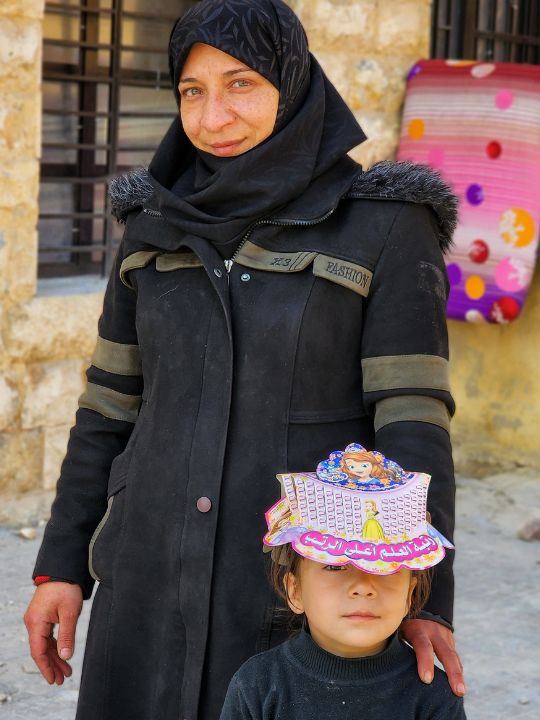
[270,544,432,629]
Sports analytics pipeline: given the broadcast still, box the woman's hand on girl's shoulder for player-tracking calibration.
[400,618,465,698]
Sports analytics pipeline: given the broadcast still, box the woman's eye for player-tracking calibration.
[182,87,202,98]
[231,79,251,88]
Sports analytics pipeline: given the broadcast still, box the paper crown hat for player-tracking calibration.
[263,443,453,575]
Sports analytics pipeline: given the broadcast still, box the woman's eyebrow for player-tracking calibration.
[223,68,253,76]
[179,68,254,84]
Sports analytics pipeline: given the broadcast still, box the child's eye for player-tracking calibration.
[323,564,347,572]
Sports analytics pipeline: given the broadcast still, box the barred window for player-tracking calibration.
[432,0,540,64]
[39,0,198,279]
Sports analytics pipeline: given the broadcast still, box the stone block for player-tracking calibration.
[0,0,44,20]
[294,0,378,46]
[350,111,400,167]
[376,0,431,55]
[0,91,41,156]
[21,359,85,429]
[348,56,410,114]
[42,424,71,491]
[0,18,41,74]
[0,429,43,494]
[0,160,39,209]
[6,223,38,304]
[0,230,7,295]
[6,293,103,363]
[0,303,7,365]
[0,205,39,304]
[313,51,354,106]
[284,0,302,12]
[347,57,387,112]
[0,369,20,431]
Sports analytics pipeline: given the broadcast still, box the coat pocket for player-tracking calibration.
[88,450,131,584]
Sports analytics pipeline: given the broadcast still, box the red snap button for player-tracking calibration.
[196,496,212,513]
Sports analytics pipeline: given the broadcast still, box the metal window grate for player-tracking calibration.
[431,0,540,64]
[39,0,198,278]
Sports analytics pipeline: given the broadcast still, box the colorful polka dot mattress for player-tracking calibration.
[398,60,540,323]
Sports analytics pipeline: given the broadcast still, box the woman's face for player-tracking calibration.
[178,43,280,157]
[345,458,372,479]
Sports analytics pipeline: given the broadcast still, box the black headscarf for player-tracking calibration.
[148,0,366,256]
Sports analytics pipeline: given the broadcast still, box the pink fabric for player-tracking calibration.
[398,60,540,323]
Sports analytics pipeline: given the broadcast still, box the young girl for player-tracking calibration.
[219,444,466,720]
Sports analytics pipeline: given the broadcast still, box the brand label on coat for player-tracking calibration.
[234,241,317,272]
[313,255,373,297]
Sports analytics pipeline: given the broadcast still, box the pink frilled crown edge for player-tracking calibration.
[263,443,453,575]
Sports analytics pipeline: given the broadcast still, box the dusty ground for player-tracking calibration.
[1,470,539,719]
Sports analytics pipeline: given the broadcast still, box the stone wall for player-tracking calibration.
[0,0,103,522]
[0,0,538,523]
[288,0,432,167]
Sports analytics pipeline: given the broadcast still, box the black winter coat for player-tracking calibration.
[34,161,457,720]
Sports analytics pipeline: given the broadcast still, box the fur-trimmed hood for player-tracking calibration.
[109,161,458,252]
[347,161,458,252]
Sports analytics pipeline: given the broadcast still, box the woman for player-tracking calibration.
[25,2,463,719]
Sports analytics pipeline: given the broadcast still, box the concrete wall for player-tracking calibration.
[0,0,538,523]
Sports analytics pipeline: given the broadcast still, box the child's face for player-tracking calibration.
[286,560,416,658]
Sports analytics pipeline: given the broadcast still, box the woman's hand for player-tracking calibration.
[400,618,465,697]
[23,582,83,685]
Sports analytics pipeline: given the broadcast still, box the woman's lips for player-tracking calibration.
[209,139,245,156]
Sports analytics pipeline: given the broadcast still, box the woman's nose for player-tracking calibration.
[201,94,235,132]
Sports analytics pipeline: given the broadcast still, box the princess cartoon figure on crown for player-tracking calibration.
[340,447,392,486]
[315,443,406,491]
[361,499,385,540]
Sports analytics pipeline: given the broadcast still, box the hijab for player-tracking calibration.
[148,0,366,257]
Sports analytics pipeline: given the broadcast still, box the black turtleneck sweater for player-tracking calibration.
[219,631,466,720]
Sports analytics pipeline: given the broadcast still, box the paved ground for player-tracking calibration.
[1,470,539,719]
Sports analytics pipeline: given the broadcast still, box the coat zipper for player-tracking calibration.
[225,206,338,279]
[143,207,162,218]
